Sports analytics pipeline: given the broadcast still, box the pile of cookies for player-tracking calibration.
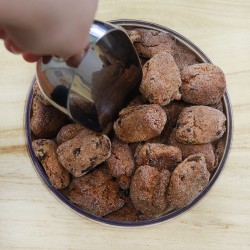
[30,27,227,222]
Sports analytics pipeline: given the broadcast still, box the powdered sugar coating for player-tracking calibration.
[180,63,226,105]
[175,106,226,144]
[57,132,111,177]
[126,28,176,58]
[130,165,170,216]
[32,139,70,189]
[167,154,210,209]
[106,138,135,189]
[114,104,167,143]
[134,143,182,172]
[140,52,182,106]
[68,166,125,217]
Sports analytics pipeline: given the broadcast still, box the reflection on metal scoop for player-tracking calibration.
[36,20,142,132]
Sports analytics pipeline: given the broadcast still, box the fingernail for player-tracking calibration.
[4,39,23,54]
[22,53,41,62]
[0,29,6,39]
[66,52,85,68]
[42,56,52,64]
[9,44,23,54]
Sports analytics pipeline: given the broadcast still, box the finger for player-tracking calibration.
[22,53,41,62]
[4,39,23,54]
[66,52,85,68]
[66,44,89,68]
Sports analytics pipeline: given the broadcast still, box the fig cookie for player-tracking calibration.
[32,139,70,189]
[175,106,226,144]
[68,166,125,217]
[56,123,94,145]
[180,63,226,105]
[30,95,68,138]
[130,165,171,216]
[134,143,182,172]
[57,132,111,177]
[166,154,210,209]
[126,28,176,58]
[106,138,135,190]
[114,104,167,143]
[140,52,182,106]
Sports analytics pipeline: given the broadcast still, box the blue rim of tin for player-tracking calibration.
[25,19,233,227]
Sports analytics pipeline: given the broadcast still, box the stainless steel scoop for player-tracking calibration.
[36,20,142,132]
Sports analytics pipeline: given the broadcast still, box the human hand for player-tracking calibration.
[0,0,98,66]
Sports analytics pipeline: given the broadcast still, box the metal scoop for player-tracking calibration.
[36,20,142,132]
